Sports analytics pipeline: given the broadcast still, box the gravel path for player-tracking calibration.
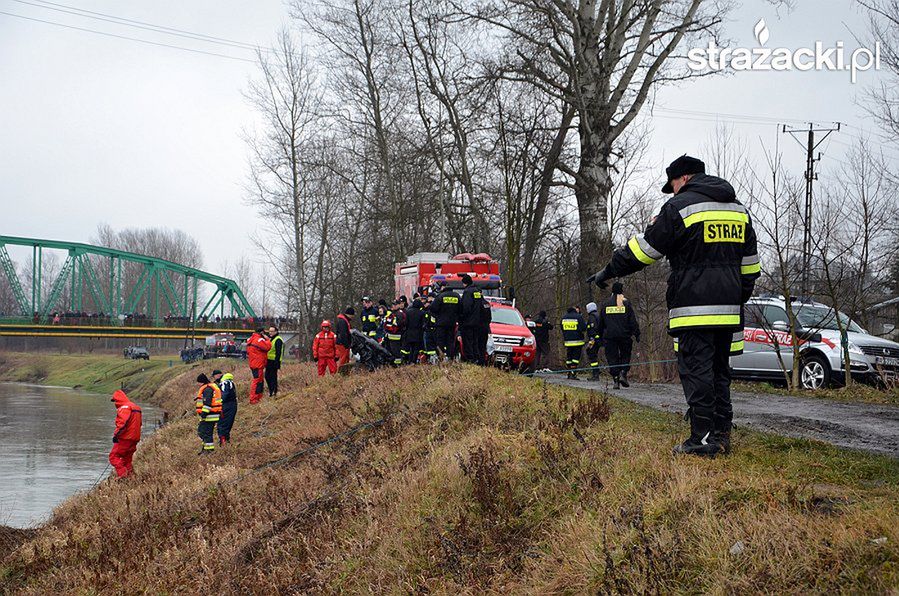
[539,375,899,458]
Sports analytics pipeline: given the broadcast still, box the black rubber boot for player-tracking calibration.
[713,414,732,455]
[619,372,630,388]
[591,368,600,381]
[673,410,722,458]
[612,376,620,390]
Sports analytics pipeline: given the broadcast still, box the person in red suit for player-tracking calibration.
[109,389,142,479]
[313,320,338,376]
[246,328,272,404]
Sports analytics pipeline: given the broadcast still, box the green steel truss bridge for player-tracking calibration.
[0,235,256,335]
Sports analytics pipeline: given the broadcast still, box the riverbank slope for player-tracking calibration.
[1,363,898,593]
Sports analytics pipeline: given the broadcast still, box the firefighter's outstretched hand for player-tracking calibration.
[587,269,609,289]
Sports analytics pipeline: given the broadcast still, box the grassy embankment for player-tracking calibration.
[1,360,898,593]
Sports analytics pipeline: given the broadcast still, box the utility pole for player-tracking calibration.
[782,122,841,297]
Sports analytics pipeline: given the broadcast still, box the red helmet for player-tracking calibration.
[321,320,331,329]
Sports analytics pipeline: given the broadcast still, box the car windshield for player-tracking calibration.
[795,305,863,333]
[491,307,524,327]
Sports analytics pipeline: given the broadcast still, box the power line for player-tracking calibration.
[7,0,271,54]
[0,9,257,63]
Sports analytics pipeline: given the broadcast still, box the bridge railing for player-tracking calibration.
[0,315,301,331]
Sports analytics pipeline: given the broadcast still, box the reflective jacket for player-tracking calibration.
[361,306,379,337]
[561,310,586,347]
[112,390,142,442]
[247,332,272,369]
[597,295,640,341]
[600,173,760,338]
[267,335,284,363]
[195,383,223,421]
[313,330,336,359]
[431,289,460,327]
[459,286,485,328]
[586,311,601,342]
[217,373,237,404]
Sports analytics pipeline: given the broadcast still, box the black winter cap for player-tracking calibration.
[612,282,624,294]
[196,373,210,384]
[460,273,473,286]
[662,155,705,194]
[345,307,356,316]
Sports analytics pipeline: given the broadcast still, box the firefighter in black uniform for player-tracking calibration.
[584,302,602,381]
[589,155,760,457]
[360,296,379,338]
[430,282,460,361]
[560,307,586,379]
[532,310,553,369]
[422,295,438,362]
[403,298,426,364]
[598,282,640,390]
[459,274,485,364]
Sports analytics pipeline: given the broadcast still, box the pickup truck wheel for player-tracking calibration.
[800,354,831,390]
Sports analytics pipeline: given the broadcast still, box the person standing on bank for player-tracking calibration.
[195,373,222,454]
[532,310,553,369]
[459,274,485,364]
[584,302,603,381]
[109,389,142,479]
[265,326,284,397]
[598,282,641,390]
[560,307,586,379]
[588,155,760,457]
[360,296,379,338]
[335,308,354,370]
[213,369,237,446]
[246,328,272,404]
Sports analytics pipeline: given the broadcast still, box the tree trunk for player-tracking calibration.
[575,117,614,302]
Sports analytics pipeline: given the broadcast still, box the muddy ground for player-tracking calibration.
[541,375,899,458]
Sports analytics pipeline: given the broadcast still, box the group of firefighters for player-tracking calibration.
[108,154,760,477]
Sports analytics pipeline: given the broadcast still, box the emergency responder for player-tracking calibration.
[597,282,641,390]
[561,307,586,379]
[589,155,760,457]
[265,326,284,397]
[459,274,485,364]
[246,328,272,404]
[383,300,406,366]
[422,295,438,362]
[533,310,553,369]
[313,320,338,376]
[109,389,142,478]
[335,308,354,369]
[375,304,388,342]
[361,296,379,338]
[477,296,492,366]
[195,373,222,453]
[403,298,426,363]
[213,369,237,446]
[430,282,460,361]
[584,302,602,381]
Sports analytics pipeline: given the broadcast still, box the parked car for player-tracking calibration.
[124,346,150,360]
[485,299,536,371]
[731,296,899,389]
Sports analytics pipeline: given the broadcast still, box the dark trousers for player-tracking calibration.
[477,327,489,366]
[264,364,279,396]
[565,345,583,369]
[197,419,216,451]
[460,326,480,363]
[218,401,237,441]
[676,329,733,426]
[586,341,602,375]
[605,338,633,379]
[434,325,456,359]
[404,341,422,364]
[386,338,404,365]
[535,342,551,369]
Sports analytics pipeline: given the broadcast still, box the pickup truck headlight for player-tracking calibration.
[523,336,535,346]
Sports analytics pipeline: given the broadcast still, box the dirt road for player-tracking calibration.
[540,375,899,458]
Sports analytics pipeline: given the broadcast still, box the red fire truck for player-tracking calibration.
[394,253,535,369]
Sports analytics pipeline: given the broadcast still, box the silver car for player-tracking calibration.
[731,296,899,389]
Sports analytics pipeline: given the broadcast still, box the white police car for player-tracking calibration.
[731,296,899,389]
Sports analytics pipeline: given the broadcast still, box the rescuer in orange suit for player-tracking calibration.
[109,389,142,479]
[246,328,272,404]
[313,320,338,376]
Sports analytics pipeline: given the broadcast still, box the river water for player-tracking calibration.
[0,383,161,528]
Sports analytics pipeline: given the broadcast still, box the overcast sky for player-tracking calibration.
[0,0,893,277]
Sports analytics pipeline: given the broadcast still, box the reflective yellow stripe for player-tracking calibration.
[387,334,402,340]
[683,210,749,228]
[627,236,657,265]
[741,263,761,275]
[730,340,744,353]
[673,340,679,352]
[669,314,741,329]
[564,341,585,347]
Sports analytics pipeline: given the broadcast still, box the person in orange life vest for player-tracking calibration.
[313,320,338,376]
[195,373,223,453]
[246,328,272,404]
[109,389,142,478]
[335,308,354,368]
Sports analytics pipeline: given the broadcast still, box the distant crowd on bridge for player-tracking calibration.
[6,311,299,330]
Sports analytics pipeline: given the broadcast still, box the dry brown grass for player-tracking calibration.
[1,363,897,594]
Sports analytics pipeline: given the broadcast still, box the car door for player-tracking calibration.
[731,302,766,373]
[758,304,795,376]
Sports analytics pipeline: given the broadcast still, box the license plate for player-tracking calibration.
[876,356,899,367]
[494,345,514,353]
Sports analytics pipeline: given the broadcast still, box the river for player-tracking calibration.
[0,383,162,528]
